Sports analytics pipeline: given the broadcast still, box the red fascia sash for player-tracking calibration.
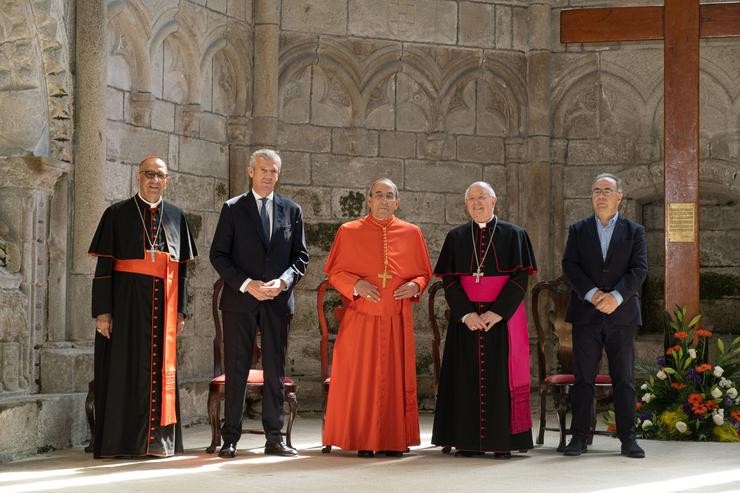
[114,252,179,426]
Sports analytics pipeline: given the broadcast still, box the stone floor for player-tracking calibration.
[2,415,740,493]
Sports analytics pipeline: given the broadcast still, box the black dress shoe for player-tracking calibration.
[620,439,645,459]
[562,436,587,456]
[380,451,403,457]
[218,443,237,458]
[493,452,512,460]
[264,441,298,457]
[454,449,484,457]
[357,450,375,458]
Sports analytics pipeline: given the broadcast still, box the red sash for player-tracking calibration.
[114,252,179,426]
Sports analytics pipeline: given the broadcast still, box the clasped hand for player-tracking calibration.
[247,279,285,301]
[592,290,618,314]
[464,311,502,332]
[354,279,419,303]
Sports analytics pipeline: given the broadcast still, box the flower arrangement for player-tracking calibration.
[629,307,739,441]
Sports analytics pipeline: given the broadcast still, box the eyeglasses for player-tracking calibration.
[141,171,168,180]
[592,188,617,197]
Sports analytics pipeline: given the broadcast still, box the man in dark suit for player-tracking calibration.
[561,173,648,459]
[210,149,309,458]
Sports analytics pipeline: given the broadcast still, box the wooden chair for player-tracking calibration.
[427,279,451,453]
[427,280,447,396]
[316,279,350,453]
[532,274,613,451]
[205,279,298,453]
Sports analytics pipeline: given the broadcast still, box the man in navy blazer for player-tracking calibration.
[210,149,309,458]
[561,173,647,459]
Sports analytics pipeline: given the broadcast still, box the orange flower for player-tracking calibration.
[688,393,704,404]
[671,382,687,390]
[693,405,708,415]
[697,329,713,337]
[607,424,617,432]
[674,331,689,340]
[705,400,719,411]
[695,363,712,373]
[635,402,642,410]
[731,410,740,422]
[666,345,681,356]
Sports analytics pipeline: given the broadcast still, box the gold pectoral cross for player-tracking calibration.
[378,270,393,289]
[472,269,484,283]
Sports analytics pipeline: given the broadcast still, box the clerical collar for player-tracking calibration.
[252,189,274,201]
[367,214,395,227]
[476,214,496,229]
[137,193,162,209]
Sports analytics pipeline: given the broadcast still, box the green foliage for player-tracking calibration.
[607,306,740,442]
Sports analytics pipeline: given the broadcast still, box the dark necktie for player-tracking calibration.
[260,197,270,243]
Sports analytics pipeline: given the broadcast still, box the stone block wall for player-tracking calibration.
[275,0,536,384]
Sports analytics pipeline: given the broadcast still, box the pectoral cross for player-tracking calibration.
[378,270,393,289]
[149,245,157,263]
[472,269,484,284]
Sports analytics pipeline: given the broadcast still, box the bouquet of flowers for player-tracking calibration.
[631,307,739,441]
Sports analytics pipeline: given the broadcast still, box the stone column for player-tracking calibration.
[521,1,553,280]
[69,0,108,341]
[232,0,280,196]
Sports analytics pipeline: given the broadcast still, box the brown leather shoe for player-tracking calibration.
[264,441,298,457]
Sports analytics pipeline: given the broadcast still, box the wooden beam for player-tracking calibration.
[560,6,663,43]
[700,3,740,38]
[664,0,700,317]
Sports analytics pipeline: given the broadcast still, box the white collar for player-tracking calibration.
[476,214,495,229]
[252,189,274,202]
[137,193,162,209]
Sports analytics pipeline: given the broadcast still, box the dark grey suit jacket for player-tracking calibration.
[562,215,648,326]
[210,192,309,315]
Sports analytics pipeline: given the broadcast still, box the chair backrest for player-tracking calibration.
[211,278,261,378]
[531,274,574,382]
[427,279,449,394]
[316,279,349,382]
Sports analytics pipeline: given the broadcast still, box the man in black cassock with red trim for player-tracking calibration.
[89,156,197,458]
[432,181,537,458]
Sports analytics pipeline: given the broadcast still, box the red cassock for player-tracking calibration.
[322,215,432,452]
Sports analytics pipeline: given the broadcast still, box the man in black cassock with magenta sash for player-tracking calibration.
[88,156,197,458]
[432,181,537,458]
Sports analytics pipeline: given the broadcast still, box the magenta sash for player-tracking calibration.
[460,275,532,434]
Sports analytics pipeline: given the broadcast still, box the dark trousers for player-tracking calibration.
[221,306,289,444]
[571,322,637,442]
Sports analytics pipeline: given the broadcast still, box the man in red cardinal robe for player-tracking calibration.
[322,178,432,457]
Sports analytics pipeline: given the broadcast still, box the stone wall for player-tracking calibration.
[1,0,739,461]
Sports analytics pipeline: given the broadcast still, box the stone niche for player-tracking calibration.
[0,157,69,396]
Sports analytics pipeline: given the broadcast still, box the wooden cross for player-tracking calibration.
[561,0,740,318]
[378,270,393,288]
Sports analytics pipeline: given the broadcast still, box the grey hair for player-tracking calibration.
[367,178,399,199]
[465,181,496,199]
[249,149,282,170]
[593,173,622,192]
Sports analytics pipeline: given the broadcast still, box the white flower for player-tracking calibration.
[641,393,654,403]
[712,413,724,426]
[675,421,688,433]
[641,420,653,430]
[656,370,668,380]
[711,387,723,399]
[713,366,724,377]
[719,378,732,389]
[727,387,738,399]
[640,383,648,391]
[688,348,697,359]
